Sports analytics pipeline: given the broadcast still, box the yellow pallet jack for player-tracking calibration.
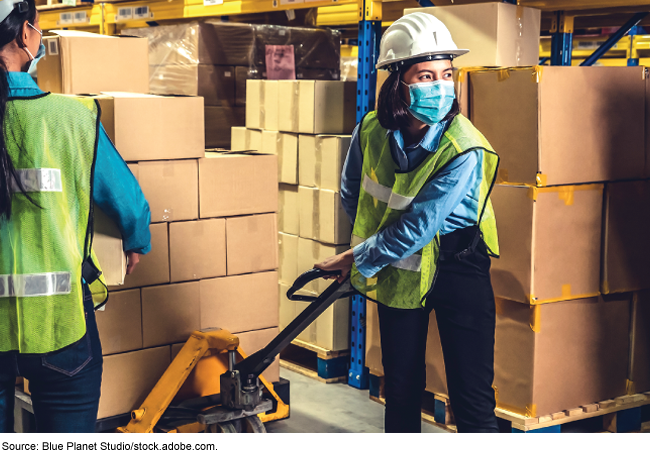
[118,269,352,433]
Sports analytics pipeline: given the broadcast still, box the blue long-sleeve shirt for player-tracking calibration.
[8,72,151,254]
[341,118,483,278]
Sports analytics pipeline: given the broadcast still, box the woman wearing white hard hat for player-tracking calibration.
[316,12,500,433]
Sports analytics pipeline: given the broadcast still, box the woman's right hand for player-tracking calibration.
[314,249,355,283]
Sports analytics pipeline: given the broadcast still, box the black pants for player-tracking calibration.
[377,227,498,433]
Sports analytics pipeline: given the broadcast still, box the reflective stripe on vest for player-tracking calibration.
[350,234,422,272]
[362,174,415,211]
[0,272,72,298]
[12,168,62,193]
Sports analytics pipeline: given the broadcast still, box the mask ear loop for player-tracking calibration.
[24,23,42,61]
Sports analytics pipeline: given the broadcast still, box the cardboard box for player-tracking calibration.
[245,80,264,130]
[93,93,205,162]
[199,271,279,333]
[634,291,650,393]
[204,106,246,149]
[230,127,263,152]
[226,214,278,276]
[262,131,298,184]
[138,160,199,223]
[279,232,299,285]
[279,282,349,351]
[98,346,170,419]
[96,289,142,355]
[299,186,352,245]
[602,181,650,294]
[109,222,169,290]
[297,237,348,295]
[39,31,149,95]
[490,184,603,305]
[470,66,646,186]
[93,208,126,287]
[278,81,356,135]
[149,65,235,107]
[235,66,263,107]
[141,282,200,348]
[405,3,540,67]
[236,327,281,382]
[278,184,299,236]
[298,135,351,191]
[127,163,138,180]
[264,81,279,131]
[494,296,630,417]
[199,153,278,218]
[169,219,227,283]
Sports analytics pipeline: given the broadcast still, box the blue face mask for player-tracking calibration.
[26,23,45,74]
[402,79,456,126]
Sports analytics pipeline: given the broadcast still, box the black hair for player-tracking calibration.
[0,0,37,221]
[376,61,460,132]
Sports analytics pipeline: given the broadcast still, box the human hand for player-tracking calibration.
[314,249,355,283]
[126,251,140,275]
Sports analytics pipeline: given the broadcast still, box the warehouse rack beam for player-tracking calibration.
[550,11,573,66]
[581,11,649,66]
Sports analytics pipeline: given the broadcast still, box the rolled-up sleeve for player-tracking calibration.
[353,151,479,278]
[93,125,152,254]
[340,123,363,224]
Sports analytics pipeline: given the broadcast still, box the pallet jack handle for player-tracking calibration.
[234,268,354,380]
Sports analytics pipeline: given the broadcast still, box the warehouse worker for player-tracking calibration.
[316,12,500,433]
[0,0,151,433]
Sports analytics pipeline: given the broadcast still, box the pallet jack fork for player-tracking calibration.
[118,269,352,433]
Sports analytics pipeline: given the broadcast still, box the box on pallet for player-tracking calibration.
[264,131,299,184]
[490,184,603,305]
[137,160,199,223]
[199,153,278,218]
[279,282,349,351]
[109,223,169,291]
[149,65,235,106]
[299,186,351,245]
[39,31,148,95]
[204,106,246,149]
[405,3,541,67]
[297,237,349,295]
[93,208,126,287]
[99,346,171,419]
[494,295,630,418]
[278,184,299,235]
[226,214,278,276]
[90,93,205,162]
[96,289,142,355]
[601,181,650,294]
[200,271,279,333]
[470,66,646,186]
[231,127,262,152]
[298,135,351,191]
[279,232,299,285]
[169,219,227,283]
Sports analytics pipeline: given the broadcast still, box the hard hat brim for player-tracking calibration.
[376,49,469,71]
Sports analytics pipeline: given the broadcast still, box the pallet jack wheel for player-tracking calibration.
[207,422,237,433]
[242,415,266,433]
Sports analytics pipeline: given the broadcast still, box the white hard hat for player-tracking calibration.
[376,12,468,71]
[0,0,28,24]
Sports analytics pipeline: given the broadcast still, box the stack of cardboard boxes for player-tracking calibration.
[37,31,281,421]
[126,21,341,149]
[231,79,356,352]
[366,2,650,423]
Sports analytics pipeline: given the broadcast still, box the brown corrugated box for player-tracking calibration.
[98,346,171,419]
[141,282,200,348]
[199,153,278,218]
[199,271,279,333]
[93,208,126,287]
[226,214,278,276]
[299,186,352,245]
[262,131,298,184]
[96,289,142,355]
[405,3,540,67]
[137,160,199,223]
[297,237,348,295]
[279,232,299,285]
[149,65,235,107]
[109,222,169,290]
[235,66,263,107]
[39,31,148,95]
[230,127,262,152]
[490,184,603,305]
[169,219,226,283]
[93,93,205,162]
[493,296,630,418]
[470,66,646,186]
[204,106,246,149]
[298,135,351,191]
[601,181,650,294]
[278,184,299,236]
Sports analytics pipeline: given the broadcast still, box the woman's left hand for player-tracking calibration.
[314,249,355,283]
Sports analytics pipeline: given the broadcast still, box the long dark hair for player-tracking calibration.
[376,63,459,131]
[0,0,37,221]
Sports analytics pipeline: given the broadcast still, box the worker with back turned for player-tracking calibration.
[0,0,151,432]
[316,12,501,433]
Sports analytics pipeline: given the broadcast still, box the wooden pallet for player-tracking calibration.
[279,340,349,384]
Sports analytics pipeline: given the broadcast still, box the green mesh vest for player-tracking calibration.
[0,93,108,354]
[350,112,500,310]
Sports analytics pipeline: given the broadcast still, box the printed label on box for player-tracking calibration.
[47,39,59,56]
[265,45,296,80]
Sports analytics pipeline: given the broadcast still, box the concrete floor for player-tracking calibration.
[266,368,448,433]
